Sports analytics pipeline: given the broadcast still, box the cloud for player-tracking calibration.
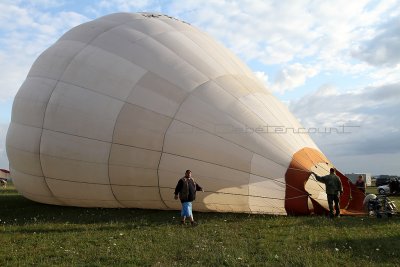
[96,0,161,13]
[0,57,31,101]
[290,82,400,158]
[255,64,318,94]
[254,71,270,88]
[167,0,400,97]
[170,0,317,64]
[0,3,88,101]
[369,64,400,85]
[19,0,65,9]
[352,17,400,67]
[271,63,318,93]
[170,0,398,68]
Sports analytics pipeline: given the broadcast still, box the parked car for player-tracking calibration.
[377,184,390,195]
[377,178,400,195]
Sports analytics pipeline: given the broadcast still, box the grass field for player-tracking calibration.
[1,184,399,266]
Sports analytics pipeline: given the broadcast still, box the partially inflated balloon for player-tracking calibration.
[6,13,364,215]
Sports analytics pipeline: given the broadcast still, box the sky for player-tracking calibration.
[0,0,399,175]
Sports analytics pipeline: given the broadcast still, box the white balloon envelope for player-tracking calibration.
[6,13,364,215]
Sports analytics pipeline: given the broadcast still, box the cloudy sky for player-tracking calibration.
[0,0,399,175]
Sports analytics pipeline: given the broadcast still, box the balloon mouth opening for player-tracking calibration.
[284,147,365,216]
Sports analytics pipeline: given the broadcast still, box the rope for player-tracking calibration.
[162,186,310,201]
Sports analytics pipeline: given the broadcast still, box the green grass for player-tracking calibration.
[1,184,400,266]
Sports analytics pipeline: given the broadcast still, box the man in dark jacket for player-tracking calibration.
[355,175,366,194]
[312,168,343,218]
[174,170,203,226]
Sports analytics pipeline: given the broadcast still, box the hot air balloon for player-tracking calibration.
[6,12,364,215]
